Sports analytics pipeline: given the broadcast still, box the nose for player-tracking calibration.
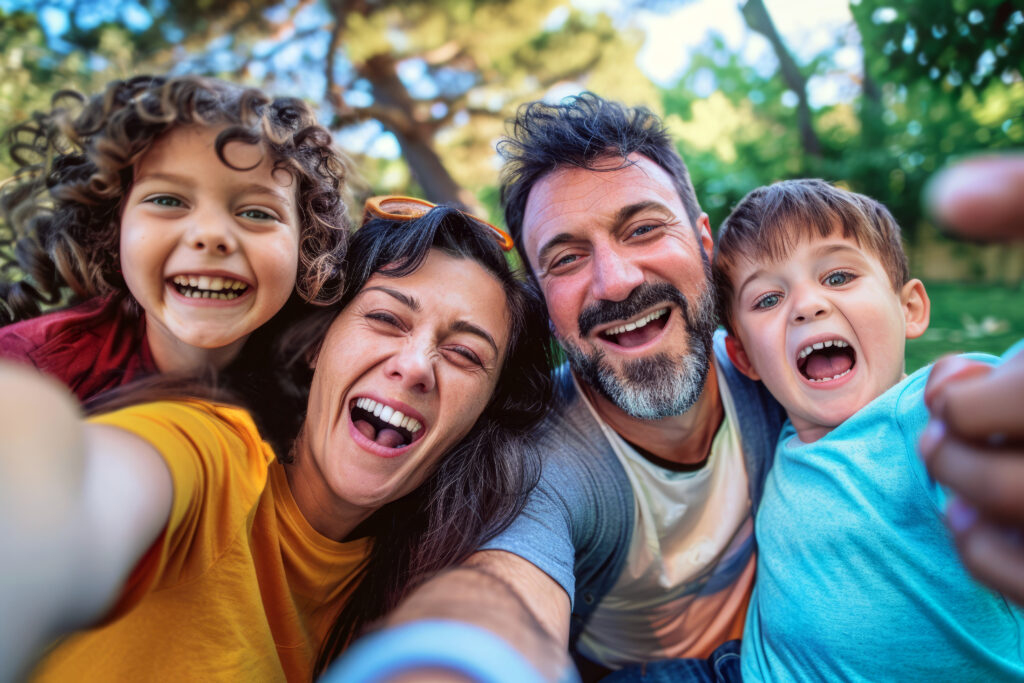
[590,247,645,302]
[384,340,437,394]
[184,209,238,255]
[791,284,832,324]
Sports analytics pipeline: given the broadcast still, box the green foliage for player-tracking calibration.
[851,0,1024,91]
[906,281,1023,371]
[661,2,1024,269]
[0,10,126,179]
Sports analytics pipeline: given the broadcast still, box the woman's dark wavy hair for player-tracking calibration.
[0,74,349,324]
[499,91,703,252]
[274,206,553,677]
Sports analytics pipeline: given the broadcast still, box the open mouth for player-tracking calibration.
[598,307,669,348]
[796,338,856,383]
[170,275,250,300]
[351,397,424,449]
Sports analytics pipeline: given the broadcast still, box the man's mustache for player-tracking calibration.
[577,283,689,338]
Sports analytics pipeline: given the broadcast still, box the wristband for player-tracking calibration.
[321,619,577,683]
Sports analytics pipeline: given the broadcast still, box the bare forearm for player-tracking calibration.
[382,553,573,681]
[0,363,94,679]
[0,363,173,681]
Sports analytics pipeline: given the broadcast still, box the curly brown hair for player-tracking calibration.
[0,74,349,323]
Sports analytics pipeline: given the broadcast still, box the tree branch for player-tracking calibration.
[741,0,822,158]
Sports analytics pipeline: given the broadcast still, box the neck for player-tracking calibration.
[145,320,247,375]
[282,431,373,542]
[578,362,723,466]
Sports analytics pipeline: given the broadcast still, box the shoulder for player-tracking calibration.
[0,296,140,373]
[90,399,275,493]
[533,365,629,495]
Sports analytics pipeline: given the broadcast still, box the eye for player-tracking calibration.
[444,345,484,368]
[823,270,855,287]
[146,195,183,208]
[753,292,782,310]
[548,252,582,274]
[366,311,406,331]
[628,223,659,238]
[238,208,275,221]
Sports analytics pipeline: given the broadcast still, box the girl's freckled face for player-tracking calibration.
[119,124,300,368]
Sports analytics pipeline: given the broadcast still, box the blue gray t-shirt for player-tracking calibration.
[742,349,1024,682]
[482,331,786,646]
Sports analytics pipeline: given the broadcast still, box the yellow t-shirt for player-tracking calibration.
[32,400,370,682]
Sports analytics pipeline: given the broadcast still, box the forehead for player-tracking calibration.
[353,250,510,343]
[521,154,688,261]
[136,125,293,191]
[732,233,870,282]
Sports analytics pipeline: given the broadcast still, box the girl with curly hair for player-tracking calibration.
[0,74,349,401]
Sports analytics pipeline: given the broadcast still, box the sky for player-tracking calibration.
[622,0,856,87]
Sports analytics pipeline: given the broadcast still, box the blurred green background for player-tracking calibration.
[1,0,1021,367]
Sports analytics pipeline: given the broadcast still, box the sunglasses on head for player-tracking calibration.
[362,195,514,252]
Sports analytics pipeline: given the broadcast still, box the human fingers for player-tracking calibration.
[923,355,993,411]
[922,428,1024,522]
[930,350,1024,443]
[926,154,1024,241]
[949,510,1024,606]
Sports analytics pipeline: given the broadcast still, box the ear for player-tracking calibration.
[696,213,713,257]
[900,278,930,340]
[725,333,761,381]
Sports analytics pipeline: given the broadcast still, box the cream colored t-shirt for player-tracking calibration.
[576,372,756,669]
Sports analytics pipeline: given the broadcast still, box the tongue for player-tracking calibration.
[805,349,853,381]
[355,420,407,448]
[355,420,376,440]
[612,324,660,349]
[375,427,406,448]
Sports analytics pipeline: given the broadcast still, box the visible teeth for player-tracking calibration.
[172,274,248,300]
[605,308,668,337]
[808,368,853,383]
[798,339,848,359]
[355,398,423,434]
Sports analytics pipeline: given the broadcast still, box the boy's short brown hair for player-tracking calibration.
[713,178,910,335]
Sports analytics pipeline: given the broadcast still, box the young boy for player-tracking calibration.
[713,179,1024,681]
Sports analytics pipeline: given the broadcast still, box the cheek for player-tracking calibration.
[542,282,582,335]
[118,218,156,289]
[257,235,300,292]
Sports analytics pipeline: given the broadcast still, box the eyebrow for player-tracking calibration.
[735,243,866,298]
[535,200,670,266]
[362,286,500,356]
[134,172,293,205]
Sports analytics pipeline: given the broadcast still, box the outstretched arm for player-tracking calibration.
[919,153,1024,605]
[325,550,576,682]
[0,362,173,681]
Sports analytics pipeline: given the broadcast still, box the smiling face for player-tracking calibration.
[521,153,717,420]
[290,249,510,536]
[725,232,929,442]
[119,124,300,372]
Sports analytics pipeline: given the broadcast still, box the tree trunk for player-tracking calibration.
[859,53,884,150]
[741,0,822,158]
[361,54,476,210]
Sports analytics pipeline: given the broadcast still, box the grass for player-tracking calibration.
[905,281,1024,372]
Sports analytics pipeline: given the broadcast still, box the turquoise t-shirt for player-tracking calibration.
[741,348,1024,682]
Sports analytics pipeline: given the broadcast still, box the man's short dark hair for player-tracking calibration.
[498,92,703,249]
